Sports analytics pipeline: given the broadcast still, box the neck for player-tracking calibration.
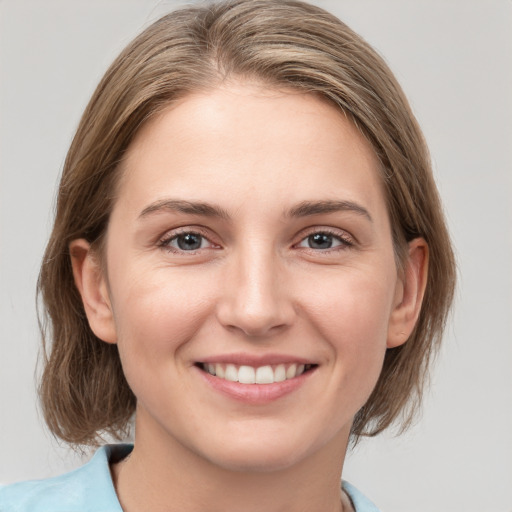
[112,410,351,512]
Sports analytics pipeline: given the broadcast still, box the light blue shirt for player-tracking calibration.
[0,444,380,511]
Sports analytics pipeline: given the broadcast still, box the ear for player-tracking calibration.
[387,238,429,348]
[69,239,117,344]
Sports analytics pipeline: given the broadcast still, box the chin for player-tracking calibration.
[196,429,326,474]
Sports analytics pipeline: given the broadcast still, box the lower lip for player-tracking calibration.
[195,366,315,405]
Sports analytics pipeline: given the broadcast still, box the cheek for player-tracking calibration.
[304,265,395,335]
[108,264,217,368]
[301,267,395,382]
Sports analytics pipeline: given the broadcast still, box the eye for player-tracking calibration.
[159,230,218,253]
[296,231,352,250]
[173,232,206,251]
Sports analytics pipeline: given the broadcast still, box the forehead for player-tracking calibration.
[116,82,386,222]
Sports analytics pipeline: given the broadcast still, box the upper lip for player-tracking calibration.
[196,353,317,367]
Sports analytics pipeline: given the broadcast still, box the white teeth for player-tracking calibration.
[225,364,238,382]
[238,365,256,384]
[274,364,286,382]
[202,362,313,384]
[215,363,225,379]
[286,364,297,379]
[255,365,274,384]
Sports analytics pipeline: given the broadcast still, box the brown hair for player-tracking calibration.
[38,0,456,446]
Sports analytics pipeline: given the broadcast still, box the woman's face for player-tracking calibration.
[83,83,411,472]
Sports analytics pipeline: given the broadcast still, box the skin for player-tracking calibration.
[71,82,428,512]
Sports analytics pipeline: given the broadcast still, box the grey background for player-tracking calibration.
[1,1,511,511]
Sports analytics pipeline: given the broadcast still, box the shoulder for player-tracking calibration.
[342,481,382,512]
[0,444,132,512]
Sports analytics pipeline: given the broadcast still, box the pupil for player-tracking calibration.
[177,233,201,250]
[309,233,332,249]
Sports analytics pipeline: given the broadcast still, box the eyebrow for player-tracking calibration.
[139,199,231,220]
[138,198,372,222]
[286,200,373,222]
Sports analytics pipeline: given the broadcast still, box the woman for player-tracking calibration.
[0,1,455,511]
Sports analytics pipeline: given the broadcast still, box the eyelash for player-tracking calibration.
[157,227,354,255]
[158,227,217,254]
[295,228,354,253]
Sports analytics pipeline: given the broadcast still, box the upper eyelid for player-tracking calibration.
[160,225,214,241]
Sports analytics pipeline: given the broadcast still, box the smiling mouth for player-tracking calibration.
[197,362,316,385]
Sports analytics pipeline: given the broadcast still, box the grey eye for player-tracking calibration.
[307,233,335,249]
[298,232,345,250]
[172,233,205,251]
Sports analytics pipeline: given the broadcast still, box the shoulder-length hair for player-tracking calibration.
[38,0,456,446]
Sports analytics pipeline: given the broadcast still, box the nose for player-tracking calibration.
[216,244,295,338]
